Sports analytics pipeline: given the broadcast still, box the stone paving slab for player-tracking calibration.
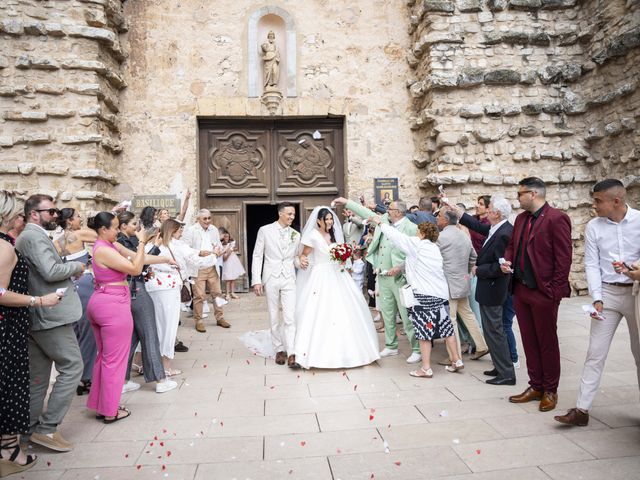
[20,295,640,479]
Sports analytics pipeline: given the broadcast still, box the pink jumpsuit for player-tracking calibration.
[86,239,133,417]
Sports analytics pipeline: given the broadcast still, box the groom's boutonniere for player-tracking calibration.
[290,230,298,242]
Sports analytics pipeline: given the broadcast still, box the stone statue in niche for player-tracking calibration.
[215,135,260,183]
[260,30,283,115]
[283,136,330,182]
[261,31,280,88]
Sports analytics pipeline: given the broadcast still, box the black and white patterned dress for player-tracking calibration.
[0,231,31,435]
[410,293,454,341]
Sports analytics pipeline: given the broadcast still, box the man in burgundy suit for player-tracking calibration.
[500,177,572,412]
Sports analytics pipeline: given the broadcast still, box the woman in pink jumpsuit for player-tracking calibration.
[85,212,173,423]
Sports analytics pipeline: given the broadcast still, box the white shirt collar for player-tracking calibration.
[605,205,638,225]
[393,217,405,228]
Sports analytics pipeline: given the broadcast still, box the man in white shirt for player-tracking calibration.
[182,209,230,332]
[555,179,640,426]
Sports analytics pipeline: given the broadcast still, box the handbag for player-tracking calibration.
[399,284,417,309]
[168,246,192,303]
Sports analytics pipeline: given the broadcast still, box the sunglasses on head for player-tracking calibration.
[35,208,60,216]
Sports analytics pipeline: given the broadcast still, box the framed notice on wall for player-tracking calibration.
[132,195,181,217]
[373,178,399,208]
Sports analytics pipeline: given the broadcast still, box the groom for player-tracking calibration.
[333,197,421,363]
[252,202,304,367]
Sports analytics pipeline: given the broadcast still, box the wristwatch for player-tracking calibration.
[29,296,37,307]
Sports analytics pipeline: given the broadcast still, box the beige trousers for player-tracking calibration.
[577,283,640,410]
[446,296,488,359]
[193,266,224,323]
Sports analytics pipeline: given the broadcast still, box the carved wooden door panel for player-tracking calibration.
[198,118,344,289]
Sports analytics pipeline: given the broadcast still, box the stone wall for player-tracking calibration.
[407,0,640,292]
[0,0,127,211]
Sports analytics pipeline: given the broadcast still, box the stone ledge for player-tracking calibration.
[592,26,640,66]
[71,168,118,184]
[61,59,127,90]
[65,25,125,61]
[36,165,69,176]
[4,111,48,122]
[15,55,60,70]
[14,133,54,145]
[61,134,103,144]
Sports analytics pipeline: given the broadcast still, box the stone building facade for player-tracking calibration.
[1,0,639,292]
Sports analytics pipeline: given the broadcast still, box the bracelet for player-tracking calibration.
[38,297,43,306]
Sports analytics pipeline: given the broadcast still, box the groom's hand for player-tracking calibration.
[299,255,309,269]
[332,197,348,206]
[253,284,263,296]
[387,266,402,277]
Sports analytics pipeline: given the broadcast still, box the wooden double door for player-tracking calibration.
[198,117,345,287]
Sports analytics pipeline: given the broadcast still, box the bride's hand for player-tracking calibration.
[299,255,309,270]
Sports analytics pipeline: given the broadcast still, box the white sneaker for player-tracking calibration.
[215,296,228,307]
[122,380,140,393]
[513,360,521,369]
[406,352,422,364]
[155,379,178,393]
[379,347,399,357]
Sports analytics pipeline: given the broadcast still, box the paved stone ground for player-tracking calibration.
[23,295,640,480]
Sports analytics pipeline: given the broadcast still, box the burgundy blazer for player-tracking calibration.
[504,202,572,301]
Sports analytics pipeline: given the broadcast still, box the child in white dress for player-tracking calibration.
[219,228,245,299]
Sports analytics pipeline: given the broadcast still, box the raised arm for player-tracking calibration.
[459,212,491,236]
[378,223,416,258]
[18,234,83,282]
[177,189,191,222]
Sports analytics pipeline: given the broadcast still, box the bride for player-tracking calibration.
[293,206,380,369]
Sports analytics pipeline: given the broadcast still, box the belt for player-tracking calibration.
[603,281,633,288]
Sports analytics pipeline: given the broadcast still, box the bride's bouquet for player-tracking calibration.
[329,243,354,272]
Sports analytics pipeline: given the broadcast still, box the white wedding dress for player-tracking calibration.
[293,227,380,369]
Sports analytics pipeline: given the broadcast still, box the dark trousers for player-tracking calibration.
[513,281,561,393]
[479,304,515,380]
[126,282,165,383]
[502,294,518,363]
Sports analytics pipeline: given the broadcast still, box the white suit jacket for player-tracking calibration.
[251,222,300,286]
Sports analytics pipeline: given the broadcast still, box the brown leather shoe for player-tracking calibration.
[216,319,231,328]
[539,391,558,412]
[554,408,589,426]
[508,387,543,403]
[275,351,287,365]
[195,321,206,333]
[287,354,300,369]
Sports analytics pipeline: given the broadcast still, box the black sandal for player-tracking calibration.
[103,407,131,424]
[76,380,91,396]
[0,435,37,477]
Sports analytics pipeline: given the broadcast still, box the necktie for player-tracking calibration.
[519,215,533,271]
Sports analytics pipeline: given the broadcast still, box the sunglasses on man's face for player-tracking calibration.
[35,208,60,216]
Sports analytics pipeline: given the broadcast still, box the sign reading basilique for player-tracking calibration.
[132,195,181,216]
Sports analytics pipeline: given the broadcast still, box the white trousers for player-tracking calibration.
[577,284,640,410]
[148,288,181,360]
[264,275,296,353]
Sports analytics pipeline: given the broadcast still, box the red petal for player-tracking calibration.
[353,385,358,391]
[476,449,481,454]
[300,441,306,446]
[162,465,166,471]
[47,461,51,467]
[160,441,164,447]
[394,461,401,466]
[136,465,142,470]
[167,451,172,457]
[125,453,129,458]
[369,415,374,421]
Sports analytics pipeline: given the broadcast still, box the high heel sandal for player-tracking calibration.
[131,363,143,376]
[0,435,37,478]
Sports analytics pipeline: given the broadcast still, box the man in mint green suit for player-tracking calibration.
[333,197,421,362]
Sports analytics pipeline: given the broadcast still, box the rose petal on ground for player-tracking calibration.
[300,441,306,446]
[476,449,481,454]
[369,415,374,421]
[394,461,401,466]
[136,465,142,470]
[353,385,358,391]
